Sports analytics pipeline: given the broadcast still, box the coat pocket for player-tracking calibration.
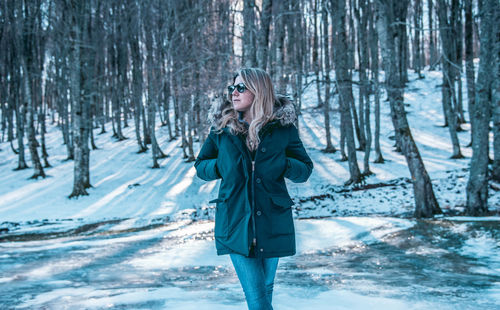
[270,195,295,236]
[210,196,228,238]
[270,195,294,208]
[209,197,227,204]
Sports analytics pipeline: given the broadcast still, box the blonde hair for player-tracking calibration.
[215,68,276,151]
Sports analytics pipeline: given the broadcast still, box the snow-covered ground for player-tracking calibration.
[1,216,499,309]
[0,68,499,309]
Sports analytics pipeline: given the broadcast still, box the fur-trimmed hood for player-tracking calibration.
[207,94,297,129]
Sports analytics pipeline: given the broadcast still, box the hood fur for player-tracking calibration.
[207,94,296,128]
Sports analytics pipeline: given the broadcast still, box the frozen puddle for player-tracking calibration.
[1,217,499,309]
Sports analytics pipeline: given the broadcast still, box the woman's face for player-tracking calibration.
[231,75,254,113]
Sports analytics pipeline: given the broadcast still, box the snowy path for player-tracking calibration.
[1,217,499,309]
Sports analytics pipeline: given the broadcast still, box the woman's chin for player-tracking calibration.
[233,106,247,112]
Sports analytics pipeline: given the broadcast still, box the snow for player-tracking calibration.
[2,217,499,309]
[0,69,499,229]
[0,68,499,309]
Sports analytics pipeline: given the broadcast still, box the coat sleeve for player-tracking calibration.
[284,125,314,183]
[194,131,222,181]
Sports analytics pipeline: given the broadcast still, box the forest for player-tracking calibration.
[1,1,500,309]
[0,0,498,218]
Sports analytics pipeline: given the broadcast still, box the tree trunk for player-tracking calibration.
[257,0,272,70]
[356,0,371,174]
[413,0,424,77]
[376,0,442,218]
[332,0,362,185]
[428,0,438,69]
[436,0,463,158]
[24,81,44,179]
[14,1,45,179]
[491,0,500,181]
[464,0,475,148]
[243,0,256,67]
[148,97,160,168]
[370,0,384,163]
[288,0,305,132]
[350,90,363,149]
[348,0,356,70]
[69,1,88,198]
[40,83,51,168]
[275,0,287,93]
[312,0,323,107]
[466,0,496,214]
[186,95,196,162]
[354,0,367,152]
[14,92,28,170]
[401,14,409,84]
[82,1,93,189]
[130,3,147,153]
[493,78,500,181]
[165,67,174,141]
[322,2,335,153]
[452,0,465,124]
[145,14,164,168]
[110,6,125,141]
[61,90,74,160]
[7,92,16,153]
[178,93,188,159]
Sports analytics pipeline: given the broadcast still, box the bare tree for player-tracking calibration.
[286,0,306,131]
[129,0,147,154]
[436,0,463,159]
[322,1,336,153]
[4,1,28,170]
[312,0,323,108]
[464,0,475,149]
[13,0,45,179]
[331,0,362,185]
[412,0,424,78]
[492,0,500,182]
[369,0,384,163]
[274,0,287,93]
[243,0,257,67]
[353,0,368,153]
[428,0,439,69]
[69,0,89,198]
[257,0,273,70]
[355,0,372,174]
[466,0,497,215]
[376,0,442,218]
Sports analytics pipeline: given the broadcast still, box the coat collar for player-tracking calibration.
[208,94,297,130]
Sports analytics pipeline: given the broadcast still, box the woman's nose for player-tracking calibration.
[232,89,239,96]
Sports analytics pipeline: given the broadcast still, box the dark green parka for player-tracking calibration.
[194,96,313,258]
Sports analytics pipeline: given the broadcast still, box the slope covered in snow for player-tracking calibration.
[0,68,499,309]
[0,69,497,234]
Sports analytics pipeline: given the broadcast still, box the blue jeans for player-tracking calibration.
[230,254,279,310]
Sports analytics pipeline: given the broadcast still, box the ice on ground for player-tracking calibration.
[2,217,499,309]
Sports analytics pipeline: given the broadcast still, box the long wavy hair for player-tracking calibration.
[214,68,277,151]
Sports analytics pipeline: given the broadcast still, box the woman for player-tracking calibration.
[194,68,313,310]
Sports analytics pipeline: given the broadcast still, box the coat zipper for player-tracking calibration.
[251,160,256,247]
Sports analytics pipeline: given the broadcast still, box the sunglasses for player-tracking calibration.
[228,83,247,94]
